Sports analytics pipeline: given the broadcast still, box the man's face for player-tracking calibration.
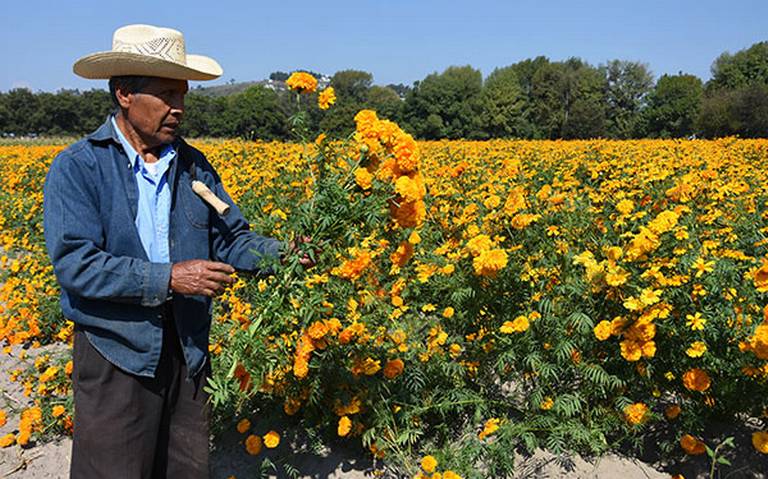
[119,77,188,147]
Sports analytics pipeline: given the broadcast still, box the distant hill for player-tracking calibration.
[190,80,284,97]
[190,75,331,97]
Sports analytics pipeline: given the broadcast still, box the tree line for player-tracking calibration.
[1,41,766,140]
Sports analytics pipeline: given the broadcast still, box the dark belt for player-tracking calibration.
[161,300,175,323]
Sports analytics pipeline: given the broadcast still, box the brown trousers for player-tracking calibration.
[70,311,210,479]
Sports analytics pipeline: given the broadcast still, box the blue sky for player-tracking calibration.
[1,0,765,92]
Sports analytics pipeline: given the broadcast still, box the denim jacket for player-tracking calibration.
[43,118,282,378]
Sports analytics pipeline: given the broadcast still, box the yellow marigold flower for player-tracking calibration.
[354,168,373,190]
[500,315,529,334]
[682,368,711,392]
[752,431,768,454]
[665,404,681,420]
[421,455,438,473]
[478,418,500,440]
[623,402,649,426]
[593,320,612,341]
[286,71,318,94]
[236,418,251,434]
[540,396,554,410]
[748,323,768,359]
[0,433,14,448]
[473,248,508,277]
[686,341,707,358]
[685,312,706,331]
[443,472,462,479]
[753,260,768,292]
[647,210,679,235]
[680,434,706,455]
[395,175,423,203]
[338,416,352,437]
[263,430,280,448]
[442,307,455,318]
[318,87,336,109]
[245,434,263,455]
[465,234,494,256]
[39,366,59,383]
[616,199,634,215]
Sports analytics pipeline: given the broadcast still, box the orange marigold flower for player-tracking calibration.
[0,434,14,448]
[0,410,6,428]
[383,359,404,379]
[664,404,681,420]
[752,431,768,454]
[307,321,329,340]
[286,71,318,94]
[236,418,251,434]
[623,402,649,426]
[244,434,263,455]
[679,434,706,455]
[52,405,66,418]
[682,368,711,392]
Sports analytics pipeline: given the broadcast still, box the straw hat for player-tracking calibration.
[73,24,223,81]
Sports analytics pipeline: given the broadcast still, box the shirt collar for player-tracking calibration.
[109,115,176,168]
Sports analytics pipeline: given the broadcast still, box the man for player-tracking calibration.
[43,25,287,478]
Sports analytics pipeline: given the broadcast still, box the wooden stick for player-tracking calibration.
[191,180,230,216]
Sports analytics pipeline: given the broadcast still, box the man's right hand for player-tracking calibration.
[170,260,235,297]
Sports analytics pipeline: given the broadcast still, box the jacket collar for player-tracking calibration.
[86,115,121,144]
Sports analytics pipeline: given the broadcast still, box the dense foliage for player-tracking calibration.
[1,41,767,140]
[1,112,768,475]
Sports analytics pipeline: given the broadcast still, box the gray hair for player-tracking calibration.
[108,76,153,109]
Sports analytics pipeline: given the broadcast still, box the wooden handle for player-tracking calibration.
[191,180,230,216]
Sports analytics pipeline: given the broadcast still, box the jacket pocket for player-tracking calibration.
[180,180,211,230]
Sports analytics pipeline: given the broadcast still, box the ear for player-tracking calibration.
[114,85,133,110]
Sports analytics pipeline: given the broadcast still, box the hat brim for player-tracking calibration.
[73,51,223,81]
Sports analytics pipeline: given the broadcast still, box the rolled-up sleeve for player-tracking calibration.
[43,149,171,307]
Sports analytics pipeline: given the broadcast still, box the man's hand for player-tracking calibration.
[284,236,319,268]
[170,260,235,297]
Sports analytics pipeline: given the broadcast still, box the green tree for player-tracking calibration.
[697,84,768,138]
[366,85,403,123]
[603,60,654,138]
[4,88,39,135]
[709,41,768,91]
[331,70,373,103]
[531,58,607,139]
[480,66,525,138]
[403,65,484,139]
[224,86,288,140]
[318,70,375,137]
[640,74,703,138]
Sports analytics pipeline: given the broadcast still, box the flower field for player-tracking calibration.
[1,122,768,476]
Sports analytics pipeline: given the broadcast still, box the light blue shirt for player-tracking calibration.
[111,116,176,263]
